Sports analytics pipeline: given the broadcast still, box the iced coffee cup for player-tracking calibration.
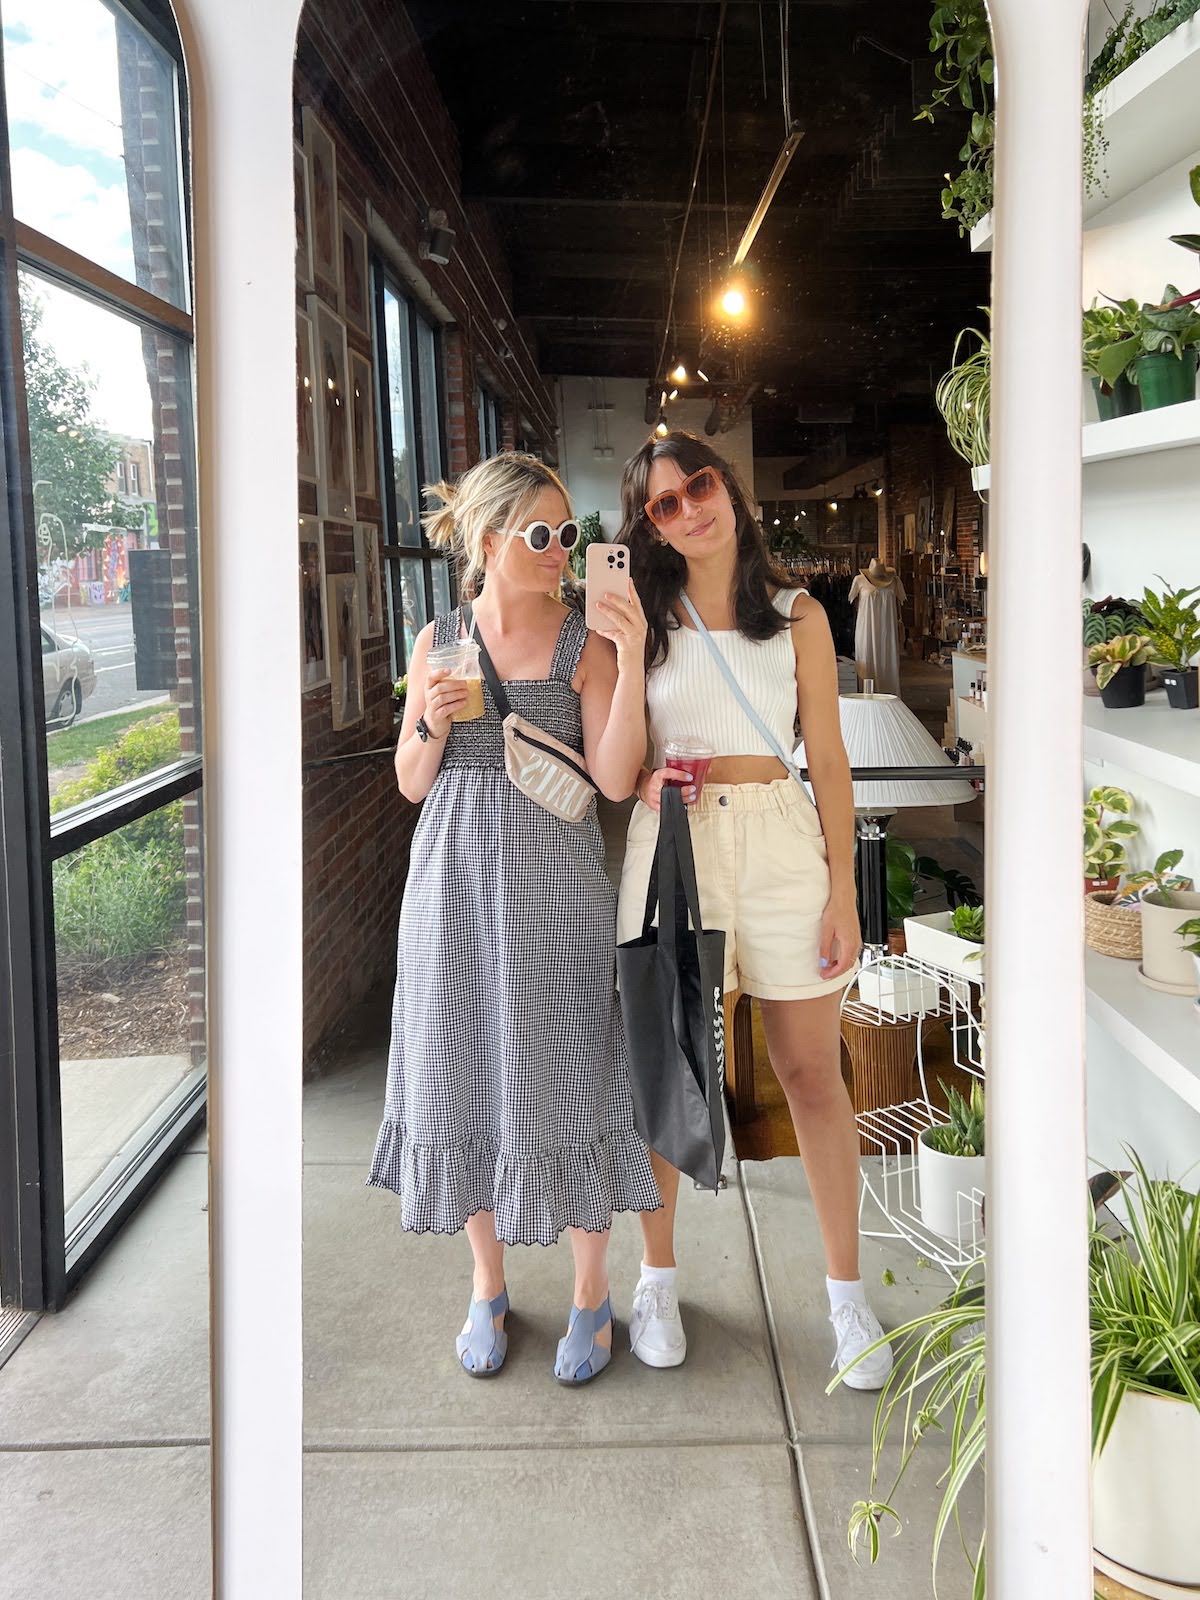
[663,737,715,801]
[428,640,484,722]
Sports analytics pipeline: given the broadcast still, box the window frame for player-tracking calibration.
[0,0,204,1313]
[373,262,453,676]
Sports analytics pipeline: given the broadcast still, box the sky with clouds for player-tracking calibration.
[3,0,178,440]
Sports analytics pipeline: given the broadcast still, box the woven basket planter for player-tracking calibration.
[1084,890,1142,962]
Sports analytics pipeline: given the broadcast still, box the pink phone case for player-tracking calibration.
[584,542,630,632]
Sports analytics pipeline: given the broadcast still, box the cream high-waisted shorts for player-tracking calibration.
[617,777,858,1002]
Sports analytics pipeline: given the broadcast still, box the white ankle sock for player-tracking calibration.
[639,1262,677,1287]
[827,1276,867,1312]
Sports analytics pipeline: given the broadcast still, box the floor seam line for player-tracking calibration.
[300,1433,786,1456]
[0,1438,210,1453]
[738,1163,829,1600]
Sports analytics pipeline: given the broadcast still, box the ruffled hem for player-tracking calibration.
[366,1122,662,1246]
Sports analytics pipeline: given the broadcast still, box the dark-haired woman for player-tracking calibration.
[615,430,892,1392]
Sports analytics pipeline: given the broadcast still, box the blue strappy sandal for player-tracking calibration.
[455,1289,509,1378]
[554,1296,614,1386]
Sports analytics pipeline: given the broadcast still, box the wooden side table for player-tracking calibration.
[839,1000,919,1155]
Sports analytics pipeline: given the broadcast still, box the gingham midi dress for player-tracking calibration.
[367,606,660,1246]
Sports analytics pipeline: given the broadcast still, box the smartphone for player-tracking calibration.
[584,541,631,633]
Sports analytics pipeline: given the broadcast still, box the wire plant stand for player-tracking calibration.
[843,953,986,1277]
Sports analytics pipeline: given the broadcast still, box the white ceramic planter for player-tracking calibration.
[857,960,941,1019]
[917,1134,985,1242]
[902,912,985,983]
[1093,1389,1200,1585]
[1141,889,1200,994]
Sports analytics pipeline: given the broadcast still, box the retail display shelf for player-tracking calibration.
[971,399,1200,490]
[1083,693,1200,793]
[1085,950,1200,1114]
[970,17,1200,255]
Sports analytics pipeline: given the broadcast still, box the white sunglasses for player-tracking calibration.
[502,518,580,553]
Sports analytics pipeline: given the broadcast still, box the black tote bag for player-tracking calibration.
[617,786,727,1191]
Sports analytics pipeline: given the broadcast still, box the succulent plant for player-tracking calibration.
[923,1080,985,1158]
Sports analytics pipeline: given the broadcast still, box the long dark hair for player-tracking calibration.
[618,430,792,668]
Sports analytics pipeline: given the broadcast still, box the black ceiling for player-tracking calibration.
[403,0,991,461]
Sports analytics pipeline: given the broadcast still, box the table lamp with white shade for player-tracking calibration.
[795,690,978,953]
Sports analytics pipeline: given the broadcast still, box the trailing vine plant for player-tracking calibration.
[922,0,1200,228]
[916,1,995,235]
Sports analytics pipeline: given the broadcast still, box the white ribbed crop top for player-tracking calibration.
[647,588,804,762]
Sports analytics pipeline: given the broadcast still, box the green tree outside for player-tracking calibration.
[21,276,144,558]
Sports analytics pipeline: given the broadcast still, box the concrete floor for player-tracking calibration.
[0,1015,983,1599]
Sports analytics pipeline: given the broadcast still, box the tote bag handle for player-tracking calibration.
[642,786,706,950]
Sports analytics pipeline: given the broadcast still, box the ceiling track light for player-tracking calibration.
[670,363,688,383]
[732,126,805,268]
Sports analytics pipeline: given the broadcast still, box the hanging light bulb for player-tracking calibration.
[773,517,781,527]
[872,480,884,497]
[671,363,688,383]
[720,286,746,317]
[668,389,679,402]
[655,418,669,438]
[659,389,667,409]
[696,368,710,383]
[800,508,807,518]
[828,499,839,512]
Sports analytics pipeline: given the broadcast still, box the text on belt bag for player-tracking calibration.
[462,602,598,823]
[617,786,727,1191]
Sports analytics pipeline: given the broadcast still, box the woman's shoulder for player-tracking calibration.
[770,585,816,620]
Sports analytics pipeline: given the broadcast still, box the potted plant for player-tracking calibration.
[1176,917,1200,1000]
[917,1080,985,1242]
[1121,848,1192,902]
[1082,596,1148,698]
[1140,577,1200,710]
[935,323,990,467]
[1088,631,1153,708]
[1083,785,1139,894]
[903,902,984,981]
[832,1159,1200,1593]
[1094,285,1200,411]
[1141,885,1200,994]
[392,674,408,717]
[1091,1155,1200,1585]
[1082,300,1142,419]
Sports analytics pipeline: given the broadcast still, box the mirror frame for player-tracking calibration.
[172,0,1094,1591]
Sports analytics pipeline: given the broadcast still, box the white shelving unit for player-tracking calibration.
[1083,693,1200,791]
[846,954,987,1277]
[971,398,1200,490]
[1085,950,1200,1113]
[970,17,1200,254]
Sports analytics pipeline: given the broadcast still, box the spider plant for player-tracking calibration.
[936,323,990,468]
[831,1160,1200,1598]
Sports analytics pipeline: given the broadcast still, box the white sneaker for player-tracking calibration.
[629,1277,687,1368]
[830,1301,894,1391]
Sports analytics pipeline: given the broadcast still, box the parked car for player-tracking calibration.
[41,624,96,728]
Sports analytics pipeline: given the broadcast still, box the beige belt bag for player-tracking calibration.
[463,602,598,824]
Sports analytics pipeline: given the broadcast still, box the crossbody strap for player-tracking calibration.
[677,592,807,793]
[459,602,512,719]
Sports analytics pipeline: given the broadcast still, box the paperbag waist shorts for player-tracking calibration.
[617,777,858,1001]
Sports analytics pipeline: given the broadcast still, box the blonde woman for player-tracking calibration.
[614,430,893,1392]
[368,452,659,1385]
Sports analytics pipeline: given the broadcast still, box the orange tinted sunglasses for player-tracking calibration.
[644,466,722,529]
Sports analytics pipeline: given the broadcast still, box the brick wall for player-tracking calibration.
[295,0,555,1063]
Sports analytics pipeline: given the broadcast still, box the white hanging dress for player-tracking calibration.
[849,572,906,695]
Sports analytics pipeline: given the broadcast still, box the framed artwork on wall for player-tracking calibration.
[340,209,369,335]
[349,350,376,501]
[903,512,917,552]
[296,308,319,485]
[354,522,385,639]
[299,519,329,691]
[916,494,931,543]
[302,107,339,290]
[309,295,354,520]
[293,141,313,292]
[327,571,363,729]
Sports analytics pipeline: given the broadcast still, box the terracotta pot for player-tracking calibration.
[1084,875,1121,896]
[887,928,907,956]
